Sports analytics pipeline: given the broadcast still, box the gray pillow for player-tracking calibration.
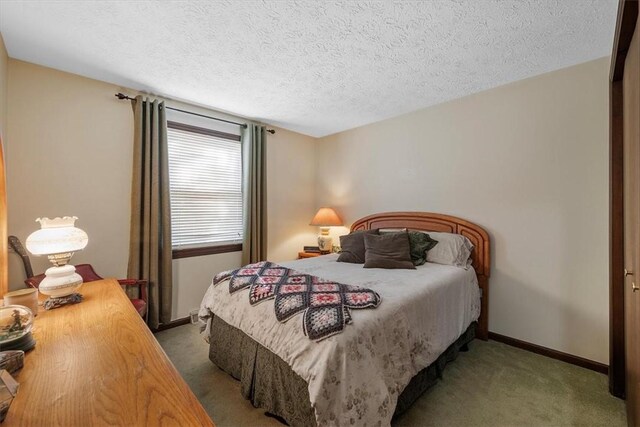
[363,232,415,269]
[337,229,379,264]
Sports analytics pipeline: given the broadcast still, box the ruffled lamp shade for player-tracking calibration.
[26,217,88,255]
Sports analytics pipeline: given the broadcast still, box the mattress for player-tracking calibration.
[199,253,481,426]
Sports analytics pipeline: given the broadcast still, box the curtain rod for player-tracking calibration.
[114,93,275,134]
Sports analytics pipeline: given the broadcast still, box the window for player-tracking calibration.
[167,121,243,258]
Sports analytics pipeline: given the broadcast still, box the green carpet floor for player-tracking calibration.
[155,324,626,426]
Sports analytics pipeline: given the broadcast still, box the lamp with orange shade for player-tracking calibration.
[309,207,343,253]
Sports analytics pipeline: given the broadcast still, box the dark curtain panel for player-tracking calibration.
[127,96,173,329]
[241,124,268,264]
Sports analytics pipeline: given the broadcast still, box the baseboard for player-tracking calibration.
[151,323,608,373]
[488,332,608,375]
[152,316,191,332]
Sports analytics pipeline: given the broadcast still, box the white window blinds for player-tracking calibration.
[167,125,243,248]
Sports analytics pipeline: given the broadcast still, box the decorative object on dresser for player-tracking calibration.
[25,217,89,298]
[42,293,83,310]
[0,370,19,423]
[0,351,25,375]
[0,306,35,352]
[309,207,343,252]
[2,289,38,317]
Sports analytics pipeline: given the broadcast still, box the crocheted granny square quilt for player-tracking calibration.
[213,261,382,341]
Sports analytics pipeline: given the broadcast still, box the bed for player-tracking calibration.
[199,212,490,426]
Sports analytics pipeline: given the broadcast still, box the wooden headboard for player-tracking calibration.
[350,211,491,340]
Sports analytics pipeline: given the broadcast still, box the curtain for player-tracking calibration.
[127,96,173,329]
[241,124,268,264]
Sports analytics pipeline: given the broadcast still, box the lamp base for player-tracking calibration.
[38,264,83,298]
[317,234,333,253]
[43,293,84,310]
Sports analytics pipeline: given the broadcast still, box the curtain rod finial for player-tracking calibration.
[115,92,134,101]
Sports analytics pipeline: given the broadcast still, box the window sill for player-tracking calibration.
[172,243,242,259]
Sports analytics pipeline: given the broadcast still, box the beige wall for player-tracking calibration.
[267,127,318,262]
[5,60,318,320]
[6,60,133,289]
[316,57,610,364]
[172,251,242,320]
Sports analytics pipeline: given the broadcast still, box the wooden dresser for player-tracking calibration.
[4,279,214,426]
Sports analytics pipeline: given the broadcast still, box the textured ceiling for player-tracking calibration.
[0,0,618,137]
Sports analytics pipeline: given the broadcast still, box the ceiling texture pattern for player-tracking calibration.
[0,0,618,137]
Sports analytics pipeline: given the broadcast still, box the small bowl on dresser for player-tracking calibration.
[3,288,39,316]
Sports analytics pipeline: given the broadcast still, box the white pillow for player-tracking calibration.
[426,232,474,269]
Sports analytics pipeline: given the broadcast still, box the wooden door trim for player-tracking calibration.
[609,0,639,399]
[611,0,640,82]
[0,137,7,298]
[610,80,626,398]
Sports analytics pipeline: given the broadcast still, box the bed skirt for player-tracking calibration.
[208,316,476,426]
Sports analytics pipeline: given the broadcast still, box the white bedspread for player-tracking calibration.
[199,254,480,427]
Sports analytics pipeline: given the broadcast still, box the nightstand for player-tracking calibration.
[298,251,322,259]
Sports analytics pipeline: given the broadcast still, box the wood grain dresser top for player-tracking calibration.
[4,279,214,426]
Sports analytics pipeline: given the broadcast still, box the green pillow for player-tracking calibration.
[408,231,438,266]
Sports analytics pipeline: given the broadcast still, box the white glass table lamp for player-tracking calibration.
[309,208,343,252]
[26,216,89,298]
